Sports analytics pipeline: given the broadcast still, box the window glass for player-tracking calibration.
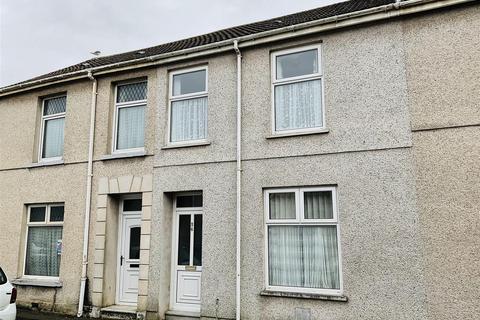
[25,226,63,277]
[177,194,203,208]
[0,268,7,285]
[177,215,191,265]
[116,105,145,150]
[173,70,206,96]
[123,199,142,211]
[50,206,65,222]
[269,193,296,219]
[268,225,339,289]
[30,207,46,222]
[44,96,66,115]
[274,79,322,131]
[42,117,65,158]
[129,227,141,260]
[193,214,202,266]
[170,97,207,142]
[276,49,318,80]
[304,191,333,219]
[117,82,147,103]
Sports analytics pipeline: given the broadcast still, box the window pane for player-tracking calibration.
[124,199,142,211]
[177,215,191,266]
[30,207,46,222]
[193,214,202,266]
[276,49,318,79]
[170,97,207,142]
[177,194,203,208]
[269,193,296,220]
[173,70,206,96]
[42,117,65,158]
[44,96,66,115]
[304,191,333,219]
[268,225,339,290]
[116,105,145,150]
[117,82,147,103]
[275,79,322,131]
[0,268,6,285]
[25,226,63,277]
[129,227,141,260]
[50,206,64,222]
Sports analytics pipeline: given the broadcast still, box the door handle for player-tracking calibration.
[120,255,124,266]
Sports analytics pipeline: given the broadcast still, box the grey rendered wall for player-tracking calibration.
[404,4,480,320]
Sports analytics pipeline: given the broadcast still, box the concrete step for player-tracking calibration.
[165,310,200,320]
[100,305,138,320]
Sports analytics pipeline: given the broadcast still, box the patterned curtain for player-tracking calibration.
[43,118,64,158]
[170,97,207,142]
[117,105,145,150]
[25,226,63,277]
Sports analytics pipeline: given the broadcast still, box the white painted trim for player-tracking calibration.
[112,81,147,154]
[38,95,66,162]
[270,44,327,135]
[263,186,343,296]
[167,66,208,145]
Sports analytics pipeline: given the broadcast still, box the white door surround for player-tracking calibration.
[170,194,203,313]
[116,196,142,305]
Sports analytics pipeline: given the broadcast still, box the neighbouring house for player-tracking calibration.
[0,0,479,319]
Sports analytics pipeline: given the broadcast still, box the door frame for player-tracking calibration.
[170,193,203,312]
[116,194,142,306]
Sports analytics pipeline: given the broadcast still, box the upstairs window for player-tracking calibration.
[114,81,147,152]
[40,96,66,161]
[271,45,324,134]
[169,67,208,144]
[24,204,64,278]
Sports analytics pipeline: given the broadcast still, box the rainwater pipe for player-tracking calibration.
[233,39,242,320]
[77,70,97,317]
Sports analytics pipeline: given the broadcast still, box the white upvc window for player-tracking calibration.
[271,44,325,134]
[24,204,64,279]
[39,95,66,161]
[168,66,208,144]
[264,187,342,295]
[113,81,147,153]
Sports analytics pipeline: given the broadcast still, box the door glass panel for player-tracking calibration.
[124,199,142,211]
[193,214,202,266]
[178,215,191,265]
[129,227,141,260]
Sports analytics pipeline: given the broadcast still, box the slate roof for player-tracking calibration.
[1,0,396,93]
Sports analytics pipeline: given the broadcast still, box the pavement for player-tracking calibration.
[17,308,82,320]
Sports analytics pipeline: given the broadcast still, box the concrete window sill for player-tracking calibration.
[260,290,348,302]
[11,278,62,288]
[100,150,148,161]
[27,160,64,168]
[266,129,329,139]
[161,141,211,150]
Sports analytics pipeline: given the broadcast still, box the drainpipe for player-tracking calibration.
[233,40,242,320]
[77,70,97,317]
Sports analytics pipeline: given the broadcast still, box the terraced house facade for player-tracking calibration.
[0,0,479,319]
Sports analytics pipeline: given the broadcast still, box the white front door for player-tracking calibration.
[172,209,203,312]
[117,198,142,305]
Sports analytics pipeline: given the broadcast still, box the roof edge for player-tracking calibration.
[0,0,475,98]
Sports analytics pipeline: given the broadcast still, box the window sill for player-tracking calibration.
[161,141,211,150]
[11,278,62,288]
[260,290,347,302]
[266,129,329,139]
[27,160,64,168]
[100,150,149,161]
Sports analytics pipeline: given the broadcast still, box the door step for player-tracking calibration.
[100,305,138,319]
[165,310,200,320]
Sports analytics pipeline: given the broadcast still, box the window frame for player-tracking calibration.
[112,80,148,154]
[38,95,67,162]
[270,44,326,135]
[167,66,209,146]
[23,203,65,280]
[263,186,343,296]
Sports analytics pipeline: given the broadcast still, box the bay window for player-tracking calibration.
[271,45,324,134]
[40,96,66,161]
[113,81,147,152]
[169,67,208,144]
[24,204,64,278]
[265,187,342,295]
